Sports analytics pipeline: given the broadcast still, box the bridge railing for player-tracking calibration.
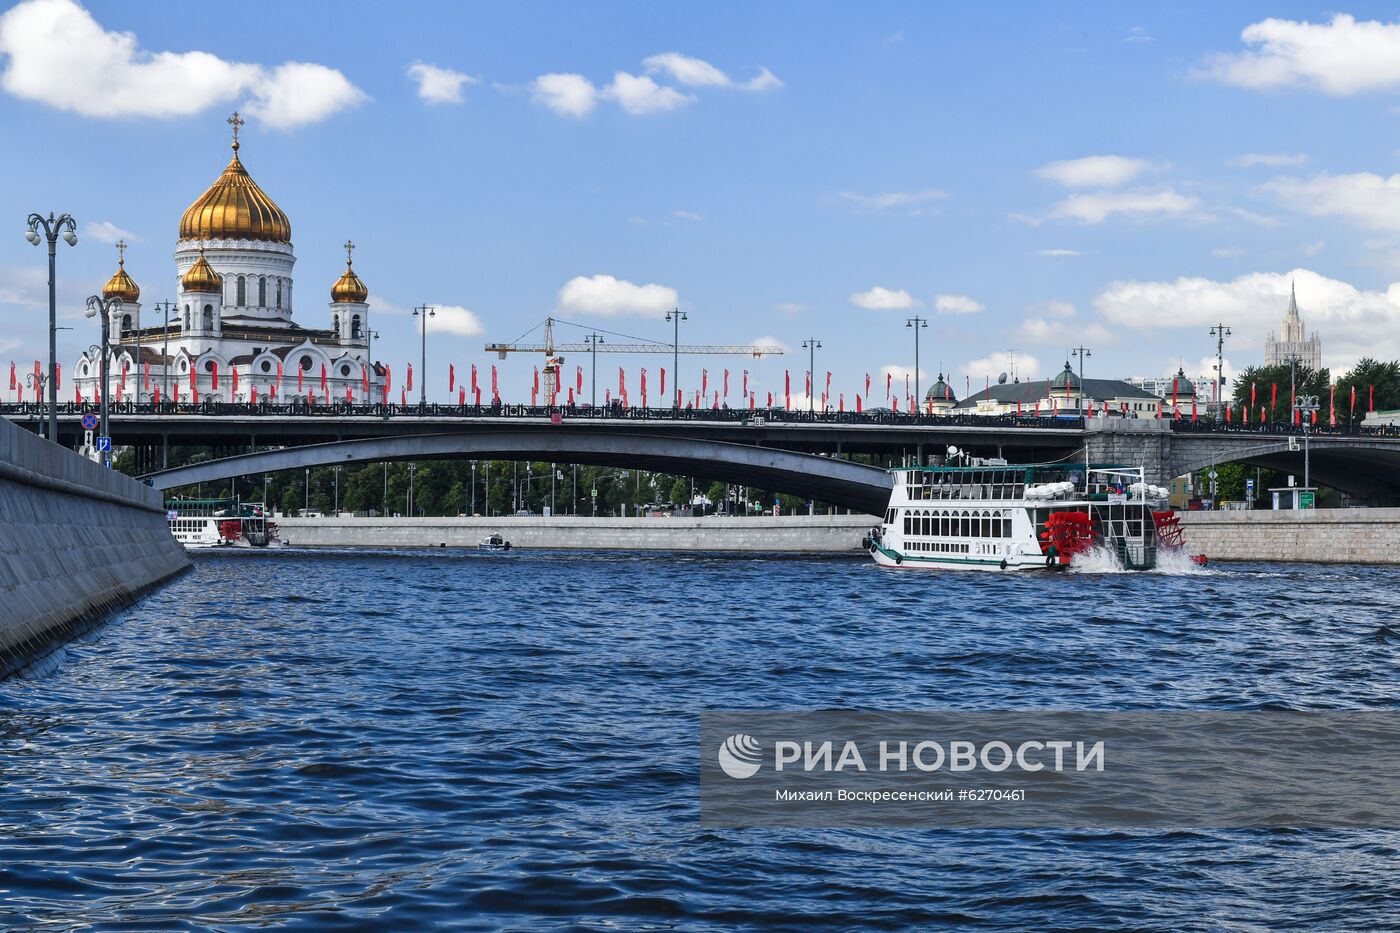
[1169,417,1400,438]
[0,400,1085,430]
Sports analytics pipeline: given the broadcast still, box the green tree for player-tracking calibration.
[1232,363,1330,421]
[1335,358,1400,425]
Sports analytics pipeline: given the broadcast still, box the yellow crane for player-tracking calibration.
[485,316,785,405]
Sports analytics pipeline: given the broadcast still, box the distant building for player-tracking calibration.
[1122,369,1212,404]
[952,361,1164,416]
[1264,281,1322,371]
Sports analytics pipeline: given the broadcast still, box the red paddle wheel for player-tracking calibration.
[1152,510,1208,565]
[218,519,243,544]
[1040,511,1098,567]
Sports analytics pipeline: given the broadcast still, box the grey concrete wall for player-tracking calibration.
[1177,508,1400,564]
[278,514,875,552]
[0,417,190,676]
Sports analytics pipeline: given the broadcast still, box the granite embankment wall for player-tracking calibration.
[1178,508,1400,564]
[0,417,190,676]
[277,514,875,552]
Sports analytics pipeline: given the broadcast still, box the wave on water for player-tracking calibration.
[1069,544,1211,576]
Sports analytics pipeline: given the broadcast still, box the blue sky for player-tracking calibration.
[6,1,1400,404]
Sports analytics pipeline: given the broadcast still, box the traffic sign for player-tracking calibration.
[81,412,98,430]
[102,457,112,469]
[96,436,112,452]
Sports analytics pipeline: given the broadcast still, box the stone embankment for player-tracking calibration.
[0,417,190,676]
[277,514,875,552]
[1178,508,1400,564]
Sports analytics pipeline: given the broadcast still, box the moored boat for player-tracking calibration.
[865,459,1197,571]
[478,533,512,552]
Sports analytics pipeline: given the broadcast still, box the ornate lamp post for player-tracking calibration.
[665,308,687,407]
[802,338,822,413]
[84,294,122,449]
[412,305,435,406]
[25,212,78,441]
[1293,393,1320,496]
[905,316,927,407]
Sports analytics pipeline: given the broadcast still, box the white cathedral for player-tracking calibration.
[74,113,385,404]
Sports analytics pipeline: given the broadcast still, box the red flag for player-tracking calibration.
[297,363,303,392]
[75,383,80,404]
[1311,409,1317,425]
[742,369,749,398]
[346,384,352,402]
[804,370,810,397]
[144,361,150,391]
[1018,400,1023,417]
[641,368,648,407]
[471,364,478,394]
[894,396,900,413]
[606,388,611,404]
[839,393,844,412]
[1191,398,1197,422]
[1171,378,1178,408]
[406,363,413,392]
[1270,382,1277,409]
[1370,384,1375,412]
[277,359,283,388]
[55,362,61,392]
[713,391,719,410]
[232,366,239,394]
[865,373,871,396]
[383,364,391,403]
[702,368,709,397]
[362,364,369,392]
[319,362,327,393]
[576,365,583,393]
[723,368,729,398]
[449,363,455,393]
[1351,385,1357,415]
[1034,400,1040,417]
[660,367,666,402]
[251,383,258,404]
[1243,404,1249,424]
[825,371,832,398]
[567,386,574,405]
[619,366,627,397]
[209,361,218,391]
[1251,382,1256,407]
[766,391,773,407]
[784,370,791,409]
[1226,404,1232,423]
[401,387,407,405]
[1330,383,1336,426]
[191,380,199,404]
[475,386,481,405]
[886,372,892,399]
[856,394,862,413]
[490,365,498,398]
[153,385,160,404]
[190,365,196,392]
[750,392,756,411]
[7,361,13,391]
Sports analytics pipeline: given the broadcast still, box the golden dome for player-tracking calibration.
[102,255,140,303]
[182,247,222,293]
[331,261,368,303]
[178,138,291,243]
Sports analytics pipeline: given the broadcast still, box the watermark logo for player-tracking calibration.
[717,733,763,779]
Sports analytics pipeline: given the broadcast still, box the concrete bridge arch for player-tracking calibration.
[1169,437,1400,503]
[141,430,895,515]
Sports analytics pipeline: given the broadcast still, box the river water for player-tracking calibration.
[2,551,1398,930]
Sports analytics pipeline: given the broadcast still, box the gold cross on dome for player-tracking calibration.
[344,240,355,264]
[116,239,127,264]
[228,111,245,145]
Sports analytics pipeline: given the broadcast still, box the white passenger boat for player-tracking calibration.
[865,460,1199,571]
[166,498,281,549]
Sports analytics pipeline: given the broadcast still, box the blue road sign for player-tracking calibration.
[96,436,112,452]
[81,412,98,430]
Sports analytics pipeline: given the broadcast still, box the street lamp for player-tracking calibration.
[665,308,687,407]
[1071,345,1092,415]
[408,462,418,516]
[905,316,927,407]
[333,465,342,514]
[583,333,604,406]
[26,211,78,442]
[1293,393,1320,496]
[412,305,435,406]
[153,299,175,405]
[1208,323,1231,416]
[802,338,822,413]
[84,294,121,451]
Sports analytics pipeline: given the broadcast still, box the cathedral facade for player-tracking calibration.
[74,114,384,405]
[1264,282,1322,372]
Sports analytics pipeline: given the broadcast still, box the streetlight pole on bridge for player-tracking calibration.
[412,304,435,406]
[584,332,604,406]
[802,337,822,413]
[1209,323,1231,416]
[665,308,687,407]
[1071,345,1092,415]
[906,316,927,407]
[1294,393,1320,495]
[25,211,78,442]
[84,295,121,455]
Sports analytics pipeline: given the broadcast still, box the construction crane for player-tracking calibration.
[485,316,785,405]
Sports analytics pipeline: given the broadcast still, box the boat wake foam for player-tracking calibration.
[1069,544,1211,576]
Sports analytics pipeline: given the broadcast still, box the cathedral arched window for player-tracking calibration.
[203,305,214,330]
[351,315,362,339]
[236,276,246,306]
[121,313,132,333]
[332,314,340,334]
[258,277,267,307]
[276,278,283,309]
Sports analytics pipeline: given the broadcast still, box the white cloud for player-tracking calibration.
[880,364,929,386]
[531,73,597,117]
[602,71,693,115]
[1262,172,1400,232]
[1048,189,1200,224]
[837,189,946,213]
[774,302,802,314]
[0,0,364,128]
[750,335,790,354]
[84,220,138,245]
[1094,268,1400,370]
[934,293,983,315]
[958,352,1042,385]
[1301,239,1326,256]
[1124,26,1154,45]
[850,286,920,310]
[642,52,782,91]
[408,62,478,104]
[557,274,677,317]
[1202,14,1400,95]
[1044,299,1077,318]
[1213,246,1247,258]
[1231,152,1308,168]
[1036,248,1083,257]
[429,304,484,336]
[1035,155,1152,188]
[671,209,703,221]
[1230,207,1283,227]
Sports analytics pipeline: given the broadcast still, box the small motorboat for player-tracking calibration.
[478,533,512,552]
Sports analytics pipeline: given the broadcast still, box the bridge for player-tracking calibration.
[7,401,1400,507]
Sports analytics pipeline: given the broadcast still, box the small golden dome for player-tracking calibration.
[331,260,368,303]
[178,132,291,243]
[182,247,222,293]
[102,258,140,303]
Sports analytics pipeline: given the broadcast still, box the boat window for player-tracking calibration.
[903,511,912,535]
